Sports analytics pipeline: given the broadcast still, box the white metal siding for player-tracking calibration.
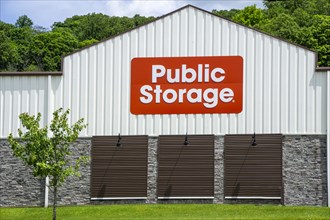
[327,70,330,207]
[0,76,50,137]
[0,6,328,138]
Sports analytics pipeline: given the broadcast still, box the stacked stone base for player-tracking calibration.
[0,135,327,207]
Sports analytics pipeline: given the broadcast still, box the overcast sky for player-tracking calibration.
[0,0,264,29]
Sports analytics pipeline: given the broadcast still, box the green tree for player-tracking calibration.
[30,28,79,71]
[52,13,113,41]
[232,5,268,28]
[0,33,20,71]
[52,13,155,42]
[262,13,300,42]
[132,14,155,26]
[15,15,33,28]
[52,15,82,39]
[212,9,240,20]
[310,15,330,66]
[263,0,330,15]
[0,20,35,71]
[82,13,114,40]
[0,22,20,71]
[78,38,99,48]
[8,108,88,220]
[9,26,34,71]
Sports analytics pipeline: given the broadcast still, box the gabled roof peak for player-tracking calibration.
[62,4,329,70]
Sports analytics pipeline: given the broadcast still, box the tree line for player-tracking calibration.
[0,14,154,71]
[0,0,329,72]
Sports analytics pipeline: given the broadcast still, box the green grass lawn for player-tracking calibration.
[1,204,329,220]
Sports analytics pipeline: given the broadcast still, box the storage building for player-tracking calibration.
[0,5,329,207]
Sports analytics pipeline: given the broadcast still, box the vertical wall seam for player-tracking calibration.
[304,51,308,133]
[243,30,246,133]
[110,41,115,135]
[270,38,273,132]
[295,48,299,133]
[103,44,107,135]
[9,78,13,134]
[0,77,3,137]
[327,70,330,207]
[93,47,98,135]
[253,32,257,133]
[68,56,73,124]
[287,46,291,133]
[85,51,90,136]
[119,37,123,134]
[260,36,264,133]
[99,44,104,135]
[127,33,132,135]
[278,44,282,133]
[72,54,76,124]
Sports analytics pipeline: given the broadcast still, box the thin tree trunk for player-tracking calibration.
[53,186,57,220]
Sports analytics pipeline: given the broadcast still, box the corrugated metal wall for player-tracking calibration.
[0,6,328,138]
[91,135,148,198]
[0,76,56,137]
[58,6,327,136]
[224,134,282,198]
[157,135,214,198]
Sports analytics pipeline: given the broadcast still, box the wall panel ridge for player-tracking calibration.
[327,70,330,207]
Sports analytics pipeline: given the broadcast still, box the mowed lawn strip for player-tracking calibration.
[1,204,329,220]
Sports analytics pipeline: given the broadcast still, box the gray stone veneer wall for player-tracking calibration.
[283,135,327,206]
[48,138,91,206]
[214,135,224,204]
[0,135,327,207]
[0,139,45,207]
[146,136,158,204]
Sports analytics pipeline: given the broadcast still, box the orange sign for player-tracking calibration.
[130,56,243,114]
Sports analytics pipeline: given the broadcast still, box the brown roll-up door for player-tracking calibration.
[91,135,148,198]
[224,134,282,198]
[158,135,214,198]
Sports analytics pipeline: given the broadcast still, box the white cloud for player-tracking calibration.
[105,0,189,17]
[104,0,264,18]
[1,0,109,28]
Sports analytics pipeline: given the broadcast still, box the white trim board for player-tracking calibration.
[90,197,147,200]
[158,197,214,200]
[225,196,281,200]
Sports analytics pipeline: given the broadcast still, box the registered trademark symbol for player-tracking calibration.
[232,100,235,103]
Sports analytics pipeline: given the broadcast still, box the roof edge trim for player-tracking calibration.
[0,72,63,76]
[316,67,330,72]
